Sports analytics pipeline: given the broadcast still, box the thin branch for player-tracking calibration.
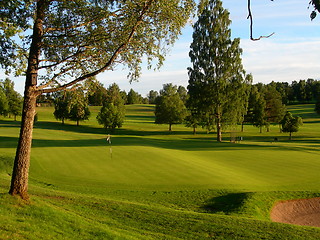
[247,0,274,41]
[37,0,154,94]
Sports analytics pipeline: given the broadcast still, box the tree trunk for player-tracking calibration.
[9,0,46,199]
[193,126,196,135]
[289,132,292,140]
[9,87,37,199]
[169,124,172,132]
[216,118,222,142]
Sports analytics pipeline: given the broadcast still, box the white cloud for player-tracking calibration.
[240,38,320,83]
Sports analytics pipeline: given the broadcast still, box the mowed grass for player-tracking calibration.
[1,104,320,239]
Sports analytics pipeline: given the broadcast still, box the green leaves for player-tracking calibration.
[155,83,187,131]
[187,0,250,140]
[96,83,125,132]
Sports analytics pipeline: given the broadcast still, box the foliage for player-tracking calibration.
[126,89,142,104]
[155,83,187,131]
[147,90,159,104]
[68,89,90,126]
[262,85,286,126]
[85,78,107,106]
[0,88,9,116]
[187,0,251,141]
[1,0,196,92]
[245,85,267,132]
[0,78,23,120]
[96,83,125,132]
[53,91,72,124]
[315,95,320,114]
[280,111,303,140]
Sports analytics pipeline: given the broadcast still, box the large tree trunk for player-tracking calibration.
[9,0,46,199]
[9,87,38,199]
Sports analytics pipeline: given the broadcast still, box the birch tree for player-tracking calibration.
[187,0,251,142]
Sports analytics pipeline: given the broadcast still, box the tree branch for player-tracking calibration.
[37,0,154,94]
[247,0,274,41]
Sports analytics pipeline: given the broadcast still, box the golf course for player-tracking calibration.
[1,103,320,239]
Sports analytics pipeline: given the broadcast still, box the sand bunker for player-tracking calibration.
[270,197,320,227]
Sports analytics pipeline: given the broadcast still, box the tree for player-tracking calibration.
[127,89,142,104]
[68,89,90,126]
[97,83,125,132]
[155,83,187,131]
[280,112,303,140]
[85,78,107,106]
[315,95,320,115]
[53,91,72,124]
[0,88,9,116]
[147,90,159,104]
[262,85,286,131]
[0,78,23,120]
[245,85,267,133]
[1,0,195,198]
[187,0,251,142]
[177,86,188,103]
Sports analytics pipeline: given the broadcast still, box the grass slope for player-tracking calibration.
[1,104,320,239]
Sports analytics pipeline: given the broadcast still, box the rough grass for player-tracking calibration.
[1,104,320,239]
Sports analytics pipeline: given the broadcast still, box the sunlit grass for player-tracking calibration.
[1,104,320,239]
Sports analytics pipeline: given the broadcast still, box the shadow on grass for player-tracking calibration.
[34,121,106,135]
[2,120,319,152]
[202,192,252,215]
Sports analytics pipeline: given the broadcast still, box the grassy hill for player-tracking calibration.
[1,104,320,239]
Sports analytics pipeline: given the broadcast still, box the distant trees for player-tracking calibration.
[245,85,267,133]
[245,84,286,133]
[53,89,90,126]
[86,78,107,106]
[0,78,23,120]
[97,83,125,132]
[187,0,251,142]
[147,90,159,104]
[315,96,320,115]
[263,86,286,131]
[280,112,303,140]
[53,92,71,124]
[127,89,143,105]
[155,83,187,131]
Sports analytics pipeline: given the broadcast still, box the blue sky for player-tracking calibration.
[97,0,320,96]
[2,1,320,96]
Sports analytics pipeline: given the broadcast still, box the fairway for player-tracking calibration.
[1,104,320,239]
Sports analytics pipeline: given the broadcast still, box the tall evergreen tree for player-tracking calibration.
[187,0,251,142]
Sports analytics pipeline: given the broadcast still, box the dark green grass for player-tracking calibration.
[1,104,320,239]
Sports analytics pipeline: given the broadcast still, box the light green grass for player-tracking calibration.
[1,104,320,239]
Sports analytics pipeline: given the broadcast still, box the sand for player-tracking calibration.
[270,197,320,227]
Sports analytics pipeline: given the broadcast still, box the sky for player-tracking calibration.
[2,0,320,97]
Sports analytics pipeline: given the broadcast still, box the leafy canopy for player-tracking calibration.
[1,0,195,93]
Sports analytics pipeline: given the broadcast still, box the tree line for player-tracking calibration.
[0,78,23,121]
[0,0,316,199]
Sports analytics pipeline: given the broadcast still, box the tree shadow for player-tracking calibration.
[0,136,19,149]
[33,121,106,135]
[201,192,252,214]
